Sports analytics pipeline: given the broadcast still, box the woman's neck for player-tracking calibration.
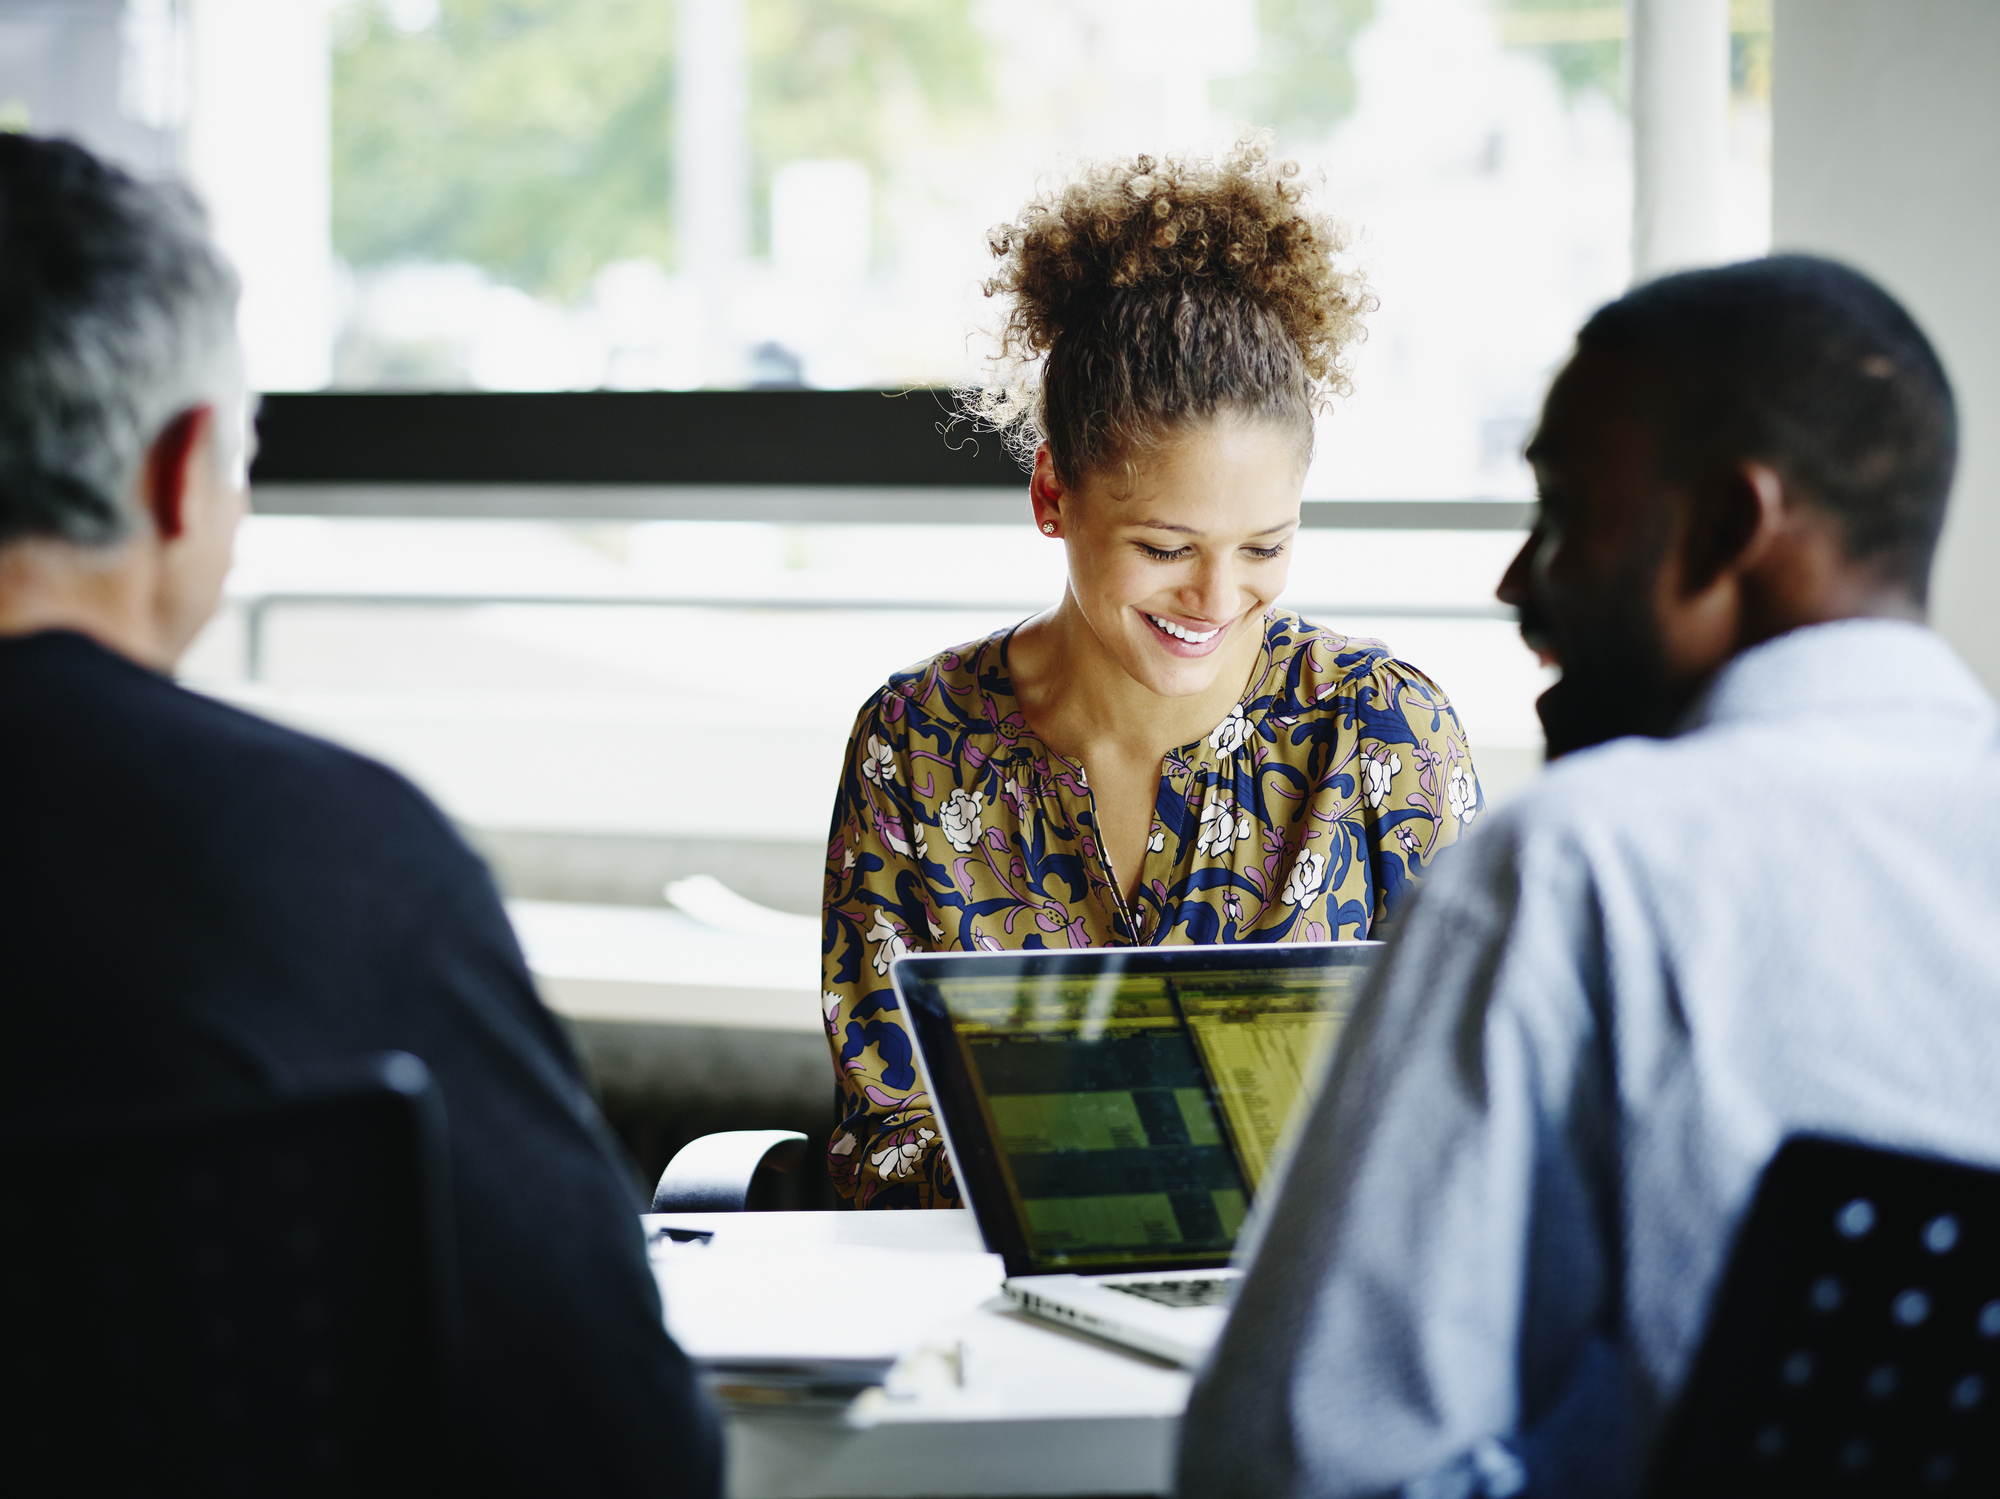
[1009,591,1265,764]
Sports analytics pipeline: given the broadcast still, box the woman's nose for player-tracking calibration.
[1184,556,1238,619]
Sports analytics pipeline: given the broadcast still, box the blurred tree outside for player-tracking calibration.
[1487,0,1774,110]
[332,0,990,300]
[748,0,988,257]
[1214,0,1378,140]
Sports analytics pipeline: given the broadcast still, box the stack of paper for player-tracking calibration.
[648,1217,1005,1407]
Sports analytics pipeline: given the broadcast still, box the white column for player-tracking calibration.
[1773,0,2000,694]
[1629,0,1731,282]
[180,0,333,391]
[675,0,751,388]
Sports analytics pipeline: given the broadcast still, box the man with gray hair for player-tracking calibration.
[0,136,719,1494]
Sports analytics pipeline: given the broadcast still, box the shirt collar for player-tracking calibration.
[1685,618,1994,732]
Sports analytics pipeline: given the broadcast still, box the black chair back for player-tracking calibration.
[0,1053,456,1496]
[1648,1134,2000,1496]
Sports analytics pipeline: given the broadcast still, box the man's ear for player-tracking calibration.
[140,406,213,542]
[1677,459,1785,597]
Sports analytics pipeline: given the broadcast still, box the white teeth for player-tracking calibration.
[1148,613,1220,644]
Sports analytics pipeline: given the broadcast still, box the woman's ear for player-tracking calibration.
[1029,445,1067,536]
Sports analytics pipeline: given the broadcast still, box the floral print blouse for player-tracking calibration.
[820,609,1483,1209]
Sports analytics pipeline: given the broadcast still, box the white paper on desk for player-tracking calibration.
[653,1242,1004,1365]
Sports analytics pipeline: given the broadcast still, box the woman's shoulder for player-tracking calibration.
[1257,609,1458,721]
[849,626,1017,742]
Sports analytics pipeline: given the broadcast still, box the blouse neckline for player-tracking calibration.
[989,610,1283,774]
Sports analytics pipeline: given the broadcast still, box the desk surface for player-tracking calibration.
[646,1211,1189,1499]
[510,899,820,1032]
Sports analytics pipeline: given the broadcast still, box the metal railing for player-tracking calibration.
[231,588,1514,682]
[230,487,1529,680]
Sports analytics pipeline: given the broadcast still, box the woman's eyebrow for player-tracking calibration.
[1132,519,1299,537]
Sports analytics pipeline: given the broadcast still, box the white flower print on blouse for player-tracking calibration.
[865,911,912,975]
[1360,747,1403,810]
[1196,798,1253,857]
[1209,702,1253,756]
[940,787,985,853]
[1448,763,1479,825]
[1283,849,1328,907]
[1147,826,1165,853]
[870,1126,937,1180]
[859,733,897,786]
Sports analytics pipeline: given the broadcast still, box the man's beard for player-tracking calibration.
[1523,544,1684,761]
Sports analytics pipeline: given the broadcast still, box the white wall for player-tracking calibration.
[1772,0,2000,690]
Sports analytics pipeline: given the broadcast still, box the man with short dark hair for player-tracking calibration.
[0,136,718,1494]
[1177,256,2000,1498]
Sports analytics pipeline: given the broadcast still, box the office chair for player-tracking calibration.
[1647,1134,2000,1496]
[652,1128,809,1211]
[0,1053,456,1496]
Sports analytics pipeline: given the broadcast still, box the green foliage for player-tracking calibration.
[331,0,989,297]
[750,0,986,176]
[333,0,678,295]
[1490,0,1623,107]
[1213,0,1377,141]
[1490,0,1775,111]
[746,0,989,258]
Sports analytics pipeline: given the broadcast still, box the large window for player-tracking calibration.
[317,0,1771,500]
[9,0,1773,1179]
[7,1,1776,838]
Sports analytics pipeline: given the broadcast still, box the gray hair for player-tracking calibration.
[0,134,241,549]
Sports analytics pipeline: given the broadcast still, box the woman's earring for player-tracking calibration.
[1041,521,1057,535]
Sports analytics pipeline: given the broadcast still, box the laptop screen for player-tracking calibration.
[894,945,1378,1276]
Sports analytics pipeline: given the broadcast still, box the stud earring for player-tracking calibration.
[1041,521,1057,535]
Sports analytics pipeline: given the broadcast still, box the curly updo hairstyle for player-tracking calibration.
[964,135,1371,488]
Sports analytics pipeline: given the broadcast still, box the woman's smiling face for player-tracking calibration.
[1034,416,1306,699]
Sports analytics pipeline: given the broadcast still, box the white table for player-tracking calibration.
[646,1210,1190,1499]
[504,899,832,1116]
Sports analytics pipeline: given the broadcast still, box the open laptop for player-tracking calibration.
[891,943,1380,1367]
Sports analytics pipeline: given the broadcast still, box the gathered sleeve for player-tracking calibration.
[820,688,959,1209]
[1351,656,1484,932]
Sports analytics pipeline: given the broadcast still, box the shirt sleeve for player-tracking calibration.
[820,689,959,1209]
[1354,657,1486,933]
[1177,818,1627,1499]
[404,870,723,1496]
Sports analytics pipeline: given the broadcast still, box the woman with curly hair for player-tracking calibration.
[821,139,1484,1208]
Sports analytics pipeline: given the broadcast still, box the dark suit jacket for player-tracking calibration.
[1,629,720,1496]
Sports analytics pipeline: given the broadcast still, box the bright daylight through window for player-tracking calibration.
[0,0,1773,902]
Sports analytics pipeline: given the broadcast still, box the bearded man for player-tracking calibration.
[1178,256,2000,1499]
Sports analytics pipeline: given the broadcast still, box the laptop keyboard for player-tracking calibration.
[1106,1277,1238,1309]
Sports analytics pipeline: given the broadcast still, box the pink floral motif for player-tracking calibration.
[822,611,1475,1208]
[1412,741,1446,799]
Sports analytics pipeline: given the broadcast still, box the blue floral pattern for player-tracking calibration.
[821,609,1481,1208]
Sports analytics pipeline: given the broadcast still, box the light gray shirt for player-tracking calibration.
[1179,620,2000,1499]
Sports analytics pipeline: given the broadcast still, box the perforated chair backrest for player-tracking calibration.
[0,1053,455,1496]
[1647,1134,2000,1496]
